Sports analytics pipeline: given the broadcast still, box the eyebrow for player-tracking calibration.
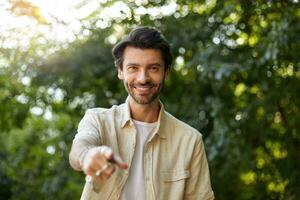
[125,62,163,67]
[126,63,139,67]
[148,63,163,67]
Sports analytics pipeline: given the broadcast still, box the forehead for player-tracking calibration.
[123,46,164,65]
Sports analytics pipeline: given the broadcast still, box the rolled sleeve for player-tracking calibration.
[184,136,214,200]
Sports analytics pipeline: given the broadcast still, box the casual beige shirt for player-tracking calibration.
[74,98,214,200]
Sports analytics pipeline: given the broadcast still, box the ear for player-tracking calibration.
[118,67,123,80]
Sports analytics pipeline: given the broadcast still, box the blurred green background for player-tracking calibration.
[0,0,299,199]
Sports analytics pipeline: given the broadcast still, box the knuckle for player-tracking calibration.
[85,168,94,176]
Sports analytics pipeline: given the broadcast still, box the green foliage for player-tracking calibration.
[1,0,299,199]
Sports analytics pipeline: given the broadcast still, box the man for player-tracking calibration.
[69,26,214,200]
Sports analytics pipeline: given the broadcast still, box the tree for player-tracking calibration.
[0,0,299,199]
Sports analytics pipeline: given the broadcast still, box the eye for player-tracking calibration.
[150,65,159,71]
[127,65,138,71]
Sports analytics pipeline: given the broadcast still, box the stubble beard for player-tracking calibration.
[124,81,164,105]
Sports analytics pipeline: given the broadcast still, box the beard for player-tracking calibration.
[123,80,164,105]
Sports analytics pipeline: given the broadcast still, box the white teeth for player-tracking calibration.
[135,86,152,91]
[136,87,150,90]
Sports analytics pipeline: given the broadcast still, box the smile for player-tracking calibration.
[133,85,154,94]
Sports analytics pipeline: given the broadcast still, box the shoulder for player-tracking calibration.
[86,105,117,114]
[85,104,122,116]
[81,104,125,124]
[163,111,203,142]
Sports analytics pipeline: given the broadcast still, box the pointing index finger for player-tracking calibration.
[98,146,128,169]
[108,154,128,169]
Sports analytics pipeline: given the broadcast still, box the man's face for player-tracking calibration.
[118,46,168,105]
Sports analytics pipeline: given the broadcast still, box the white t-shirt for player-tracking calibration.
[120,119,157,200]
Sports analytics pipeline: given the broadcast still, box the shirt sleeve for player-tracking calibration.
[184,135,215,200]
[74,109,102,145]
[73,109,102,165]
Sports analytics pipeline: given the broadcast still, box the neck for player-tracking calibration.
[128,97,160,123]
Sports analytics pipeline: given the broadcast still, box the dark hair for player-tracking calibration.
[112,26,173,71]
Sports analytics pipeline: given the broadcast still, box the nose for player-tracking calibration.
[136,70,150,83]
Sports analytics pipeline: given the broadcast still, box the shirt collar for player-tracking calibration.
[121,96,132,128]
[120,96,167,139]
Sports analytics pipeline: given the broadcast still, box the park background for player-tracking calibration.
[0,0,299,199]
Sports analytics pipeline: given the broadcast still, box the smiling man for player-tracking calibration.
[69,26,214,200]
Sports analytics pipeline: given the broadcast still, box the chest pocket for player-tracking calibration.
[156,170,190,200]
[162,170,190,182]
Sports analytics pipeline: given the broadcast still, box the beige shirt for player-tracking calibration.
[74,98,214,200]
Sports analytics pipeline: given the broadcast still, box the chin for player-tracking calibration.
[132,94,157,105]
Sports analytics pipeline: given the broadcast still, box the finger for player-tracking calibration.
[83,156,96,175]
[85,164,99,176]
[83,148,107,176]
[85,161,103,176]
[102,164,116,177]
[99,146,127,169]
[93,163,114,181]
[99,146,113,160]
[92,155,114,177]
[109,154,128,169]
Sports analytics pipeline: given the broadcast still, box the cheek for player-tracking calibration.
[123,75,134,84]
[154,74,166,84]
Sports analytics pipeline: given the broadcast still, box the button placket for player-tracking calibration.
[145,141,155,200]
[127,126,137,169]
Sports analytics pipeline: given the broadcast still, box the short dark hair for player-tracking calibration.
[112,26,173,71]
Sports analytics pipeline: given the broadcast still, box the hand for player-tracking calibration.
[82,146,128,181]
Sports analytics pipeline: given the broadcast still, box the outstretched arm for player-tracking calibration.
[69,110,127,180]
